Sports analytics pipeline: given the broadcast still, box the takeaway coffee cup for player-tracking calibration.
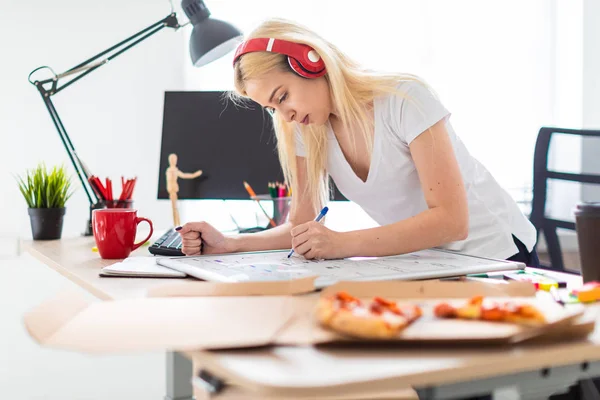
[574,202,600,283]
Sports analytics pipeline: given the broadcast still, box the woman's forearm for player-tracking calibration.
[229,222,293,252]
[344,207,468,257]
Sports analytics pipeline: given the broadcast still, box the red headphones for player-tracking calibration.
[233,38,326,78]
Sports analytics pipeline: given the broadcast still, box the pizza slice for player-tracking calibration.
[434,295,546,326]
[316,291,422,339]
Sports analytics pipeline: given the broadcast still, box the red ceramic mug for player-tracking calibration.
[92,209,153,259]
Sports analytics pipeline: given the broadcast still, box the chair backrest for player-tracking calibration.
[530,127,600,271]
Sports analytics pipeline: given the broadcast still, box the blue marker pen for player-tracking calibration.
[288,206,329,258]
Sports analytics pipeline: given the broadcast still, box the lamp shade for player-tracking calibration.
[181,0,243,67]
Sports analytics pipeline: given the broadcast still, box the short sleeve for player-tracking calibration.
[294,126,307,157]
[390,80,451,145]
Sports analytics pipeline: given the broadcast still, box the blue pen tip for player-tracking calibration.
[322,206,329,214]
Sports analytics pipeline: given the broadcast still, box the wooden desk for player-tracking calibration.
[23,236,595,400]
[189,335,600,399]
[186,273,600,400]
[23,236,197,300]
[22,236,197,400]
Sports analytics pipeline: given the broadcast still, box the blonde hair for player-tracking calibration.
[230,18,425,214]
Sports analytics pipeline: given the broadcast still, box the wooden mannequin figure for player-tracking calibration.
[166,153,203,227]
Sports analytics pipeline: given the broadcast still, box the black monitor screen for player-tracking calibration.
[157,91,345,200]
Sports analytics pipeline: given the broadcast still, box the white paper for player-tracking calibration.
[157,249,522,288]
[102,257,186,278]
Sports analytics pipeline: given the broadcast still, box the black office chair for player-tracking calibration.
[529,127,600,271]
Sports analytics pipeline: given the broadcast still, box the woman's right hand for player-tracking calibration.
[176,222,235,255]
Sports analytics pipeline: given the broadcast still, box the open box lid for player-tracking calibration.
[23,279,586,354]
[23,277,317,353]
[146,276,317,297]
[23,289,299,353]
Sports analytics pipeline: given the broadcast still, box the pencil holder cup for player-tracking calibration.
[100,200,134,209]
[271,197,291,226]
[250,195,291,229]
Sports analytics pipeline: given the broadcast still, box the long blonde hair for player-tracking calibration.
[231,18,424,214]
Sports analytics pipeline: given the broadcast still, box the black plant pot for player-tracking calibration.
[28,207,66,240]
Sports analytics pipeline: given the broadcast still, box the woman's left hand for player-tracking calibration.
[290,221,347,260]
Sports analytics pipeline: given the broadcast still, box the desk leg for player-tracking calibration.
[165,351,193,400]
[579,379,600,399]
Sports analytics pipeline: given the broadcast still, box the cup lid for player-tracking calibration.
[576,202,600,212]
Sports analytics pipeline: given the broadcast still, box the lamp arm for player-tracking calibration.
[42,94,96,205]
[28,12,181,235]
[31,13,180,95]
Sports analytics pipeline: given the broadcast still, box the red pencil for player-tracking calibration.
[92,176,107,200]
[88,176,104,200]
[126,178,137,200]
[125,180,132,200]
[118,180,128,202]
[106,178,113,201]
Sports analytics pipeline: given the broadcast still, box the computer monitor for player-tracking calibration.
[157,91,345,201]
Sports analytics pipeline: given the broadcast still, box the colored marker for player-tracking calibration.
[243,181,257,198]
[288,206,329,258]
[466,273,505,279]
[549,286,565,306]
[528,270,567,287]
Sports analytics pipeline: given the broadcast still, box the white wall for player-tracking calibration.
[0,0,377,239]
[544,0,583,222]
[545,0,599,224]
[3,0,593,240]
[1,0,186,239]
[190,0,558,194]
[1,2,184,398]
[582,0,600,202]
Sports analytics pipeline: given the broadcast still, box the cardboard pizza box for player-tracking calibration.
[146,275,317,297]
[23,280,590,354]
[274,281,588,346]
[23,277,317,354]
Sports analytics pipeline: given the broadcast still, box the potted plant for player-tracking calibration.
[17,163,74,240]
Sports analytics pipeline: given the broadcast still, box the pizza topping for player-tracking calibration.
[433,302,456,318]
[480,306,507,321]
[350,306,371,318]
[334,291,362,311]
[373,296,395,307]
[469,295,484,306]
[369,302,385,315]
[381,312,409,329]
[335,291,360,303]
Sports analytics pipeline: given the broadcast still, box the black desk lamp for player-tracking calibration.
[27,0,242,236]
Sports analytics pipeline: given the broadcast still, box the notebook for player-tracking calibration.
[100,257,187,278]
[156,249,524,289]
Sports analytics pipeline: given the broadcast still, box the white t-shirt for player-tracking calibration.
[295,80,537,259]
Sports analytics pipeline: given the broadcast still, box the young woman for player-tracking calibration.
[177,18,539,266]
